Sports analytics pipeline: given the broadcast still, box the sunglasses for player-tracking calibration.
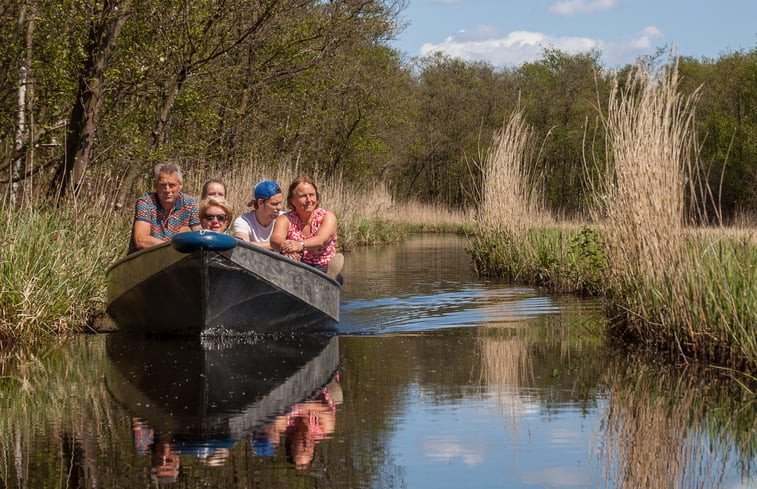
[202,214,228,222]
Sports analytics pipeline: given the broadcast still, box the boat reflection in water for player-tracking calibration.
[105,332,341,481]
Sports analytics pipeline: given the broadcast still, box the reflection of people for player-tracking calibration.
[131,417,154,455]
[128,162,201,254]
[231,180,283,248]
[151,435,181,484]
[197,448,230,467]
[199,197,233,233]
[283,377,341,470]
[251,417,287,457]
[201,179,227,200]
[248,375,342,469]
[270,176,343,279]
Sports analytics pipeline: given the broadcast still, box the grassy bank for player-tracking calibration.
[469,225,757,369]
[467,224,605,296]
[0,201,129,348]
[0,170,469,347]
[594,63,756,370]
[468,64,757,372]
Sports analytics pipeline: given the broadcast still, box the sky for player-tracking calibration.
[390,0,757,68]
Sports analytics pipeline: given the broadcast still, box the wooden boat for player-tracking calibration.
[106,231,340,335]
[104,333,340,447]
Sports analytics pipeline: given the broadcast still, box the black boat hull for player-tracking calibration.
[106,234,340,335]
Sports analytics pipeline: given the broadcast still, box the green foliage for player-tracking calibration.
[678,50,757,220]
[515,49,610,214]
[467,225,605,296]
[338,218,408,250]
[565,226,605,295]
[390,54,513,206]
[1,0,754,223]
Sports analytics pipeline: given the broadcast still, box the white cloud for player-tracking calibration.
[601,26,665,66]
[521,466,592,486]
[549,0,618,16]
[419,27,601,66]
[417,25,665,68]
[629,25,664,49]
[423,438,484,466]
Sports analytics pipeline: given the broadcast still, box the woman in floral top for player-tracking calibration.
[271,176,341,276]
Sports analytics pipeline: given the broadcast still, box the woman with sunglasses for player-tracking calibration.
[199,197,233,234]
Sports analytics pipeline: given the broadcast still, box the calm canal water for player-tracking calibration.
[1,234,754,488]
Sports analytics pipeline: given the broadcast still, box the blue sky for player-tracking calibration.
[390,0,757,68]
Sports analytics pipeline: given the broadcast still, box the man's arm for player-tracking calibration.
[231,216,251,242]
[249,240,272,250]
[132,220,165,250]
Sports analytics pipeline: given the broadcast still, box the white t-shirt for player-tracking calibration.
[231,211,274,243]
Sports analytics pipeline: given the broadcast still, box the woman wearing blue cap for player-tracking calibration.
[231,180,283,248]
[271,176,343,279]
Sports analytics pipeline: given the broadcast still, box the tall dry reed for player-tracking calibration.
[592,61,756,367]
[592,61,698,345]
[190,163,471,245]
[592,61,695,279]
[479,108,548,233]
[467,108,587,285]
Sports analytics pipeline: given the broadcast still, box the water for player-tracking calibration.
[0,234,754,488]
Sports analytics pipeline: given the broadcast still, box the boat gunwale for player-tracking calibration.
[106,235,341,288]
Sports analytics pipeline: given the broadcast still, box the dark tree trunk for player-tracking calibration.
[49,0,132,199]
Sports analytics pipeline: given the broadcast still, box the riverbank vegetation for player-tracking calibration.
[0,201,127,346]
[1,0,755,368]
[468,62,756,373]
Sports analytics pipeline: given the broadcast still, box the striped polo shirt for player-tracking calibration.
[128,192,200,254]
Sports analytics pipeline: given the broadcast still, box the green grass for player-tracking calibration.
[466,225,606,297]
[604,234,757,369]
[337,218,409,250]
[0,203,129,347]
[337,216,471,251]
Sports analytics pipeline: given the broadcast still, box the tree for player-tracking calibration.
[679,50,757,221]
[514,48,609,215]
[48,0,132,198]
[393,53,512,206]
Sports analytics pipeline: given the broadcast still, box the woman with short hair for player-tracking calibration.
[199,197,233,234]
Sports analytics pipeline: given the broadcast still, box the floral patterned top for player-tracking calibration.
[284,207,337,267]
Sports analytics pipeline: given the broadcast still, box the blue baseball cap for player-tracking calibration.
[247,180,281,206]
[251,436,276,457]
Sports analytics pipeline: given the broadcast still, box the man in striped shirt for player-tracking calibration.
[128,162,201,254]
